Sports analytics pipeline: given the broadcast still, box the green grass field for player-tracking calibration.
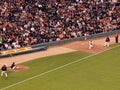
[1,44,120,90]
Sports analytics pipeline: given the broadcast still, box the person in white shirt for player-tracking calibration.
[89,40,94,49]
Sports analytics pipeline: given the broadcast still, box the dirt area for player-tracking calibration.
[0,47,76,68]
[0,35,117,72]
[62,36,115,54]
[8,65,29,72]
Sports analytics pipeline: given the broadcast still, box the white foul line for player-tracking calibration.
[0,45,120,90]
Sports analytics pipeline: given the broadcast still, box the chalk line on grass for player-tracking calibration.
[0,45,120,90]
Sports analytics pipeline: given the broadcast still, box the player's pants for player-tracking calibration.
[11,66,16,70]
[104,42,109,47]
[89,45,93,49]
[1,71,7,77]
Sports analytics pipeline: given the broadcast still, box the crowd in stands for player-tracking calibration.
[0,0,120,51]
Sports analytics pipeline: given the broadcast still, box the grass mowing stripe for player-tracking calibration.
[1,45,120,90]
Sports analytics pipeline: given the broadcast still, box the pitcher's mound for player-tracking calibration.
[8,65,29,72]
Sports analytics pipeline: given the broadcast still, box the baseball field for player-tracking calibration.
[0,43,120,90]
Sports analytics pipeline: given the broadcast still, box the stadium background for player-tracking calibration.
[0,0,120,90]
